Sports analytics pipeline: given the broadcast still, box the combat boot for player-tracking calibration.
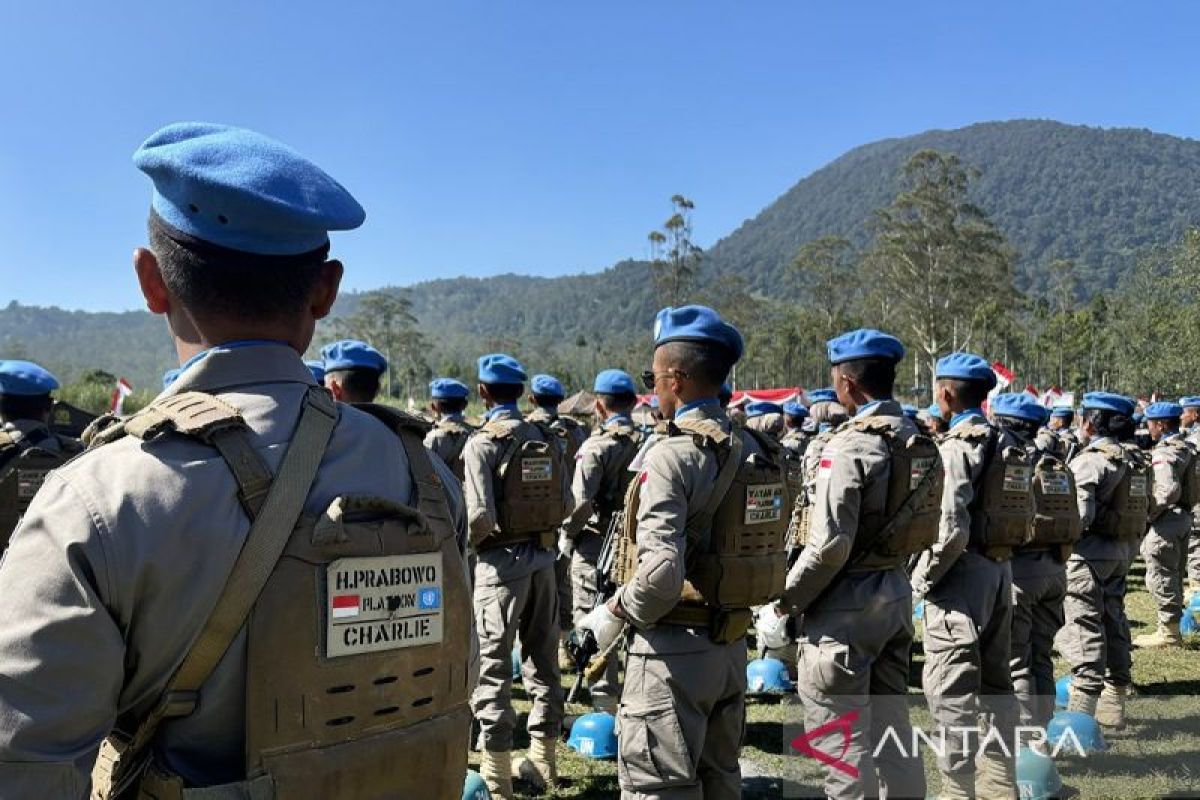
[975,752,1016,800]
[1065,686,1098,717]
[936,771,975,800]
[515,735,558,793]
[1133,624,1183,649]
[1095,682,1128,731]
[480,749,514,800]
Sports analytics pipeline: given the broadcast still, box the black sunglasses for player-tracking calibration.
[641,369,689,391]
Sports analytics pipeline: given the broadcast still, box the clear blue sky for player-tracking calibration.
[2,2,1199,311]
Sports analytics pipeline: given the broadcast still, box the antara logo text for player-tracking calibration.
[790,712,1086,777]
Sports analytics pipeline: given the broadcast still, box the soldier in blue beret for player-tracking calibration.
[424,379,473,482]
[920,402,948,436]
[320,339,388,403]
[1134,401,1195,650]
[775,327,930,798]
[1060,390,1141,730]
[1182,397,1200,593]
[913,352,1018,797]
[559,368,641,709]
[0,123,475,796]
[0,360,83,546]
[463,354,568,795]
[780,401,810,458]
[744,400,785,440]
[577,304,778,799]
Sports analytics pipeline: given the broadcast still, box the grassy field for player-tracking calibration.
[475,561,1200,798]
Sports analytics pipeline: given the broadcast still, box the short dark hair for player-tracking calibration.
[483,382,524,403]
[1083,408,1136,441]
[433,397,468,415]
[328,367,381,403]
[149,218,326,321]
[837,357,896,398]
[939,377,991,409]
[0,393,53,422]
[532,394,563,410]
[994,415,1039,441]
[658,341,734,389]
[598,392,637,414]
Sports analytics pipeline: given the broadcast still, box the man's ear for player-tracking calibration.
[310,260,344,320]
[134,248,171,315]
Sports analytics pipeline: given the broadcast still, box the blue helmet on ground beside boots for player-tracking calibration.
[1055,675,1072,709]
[1047,710,1107,754]
[463,770,491,800]
[746,657,795,695]
[1016,746,1063,800]
[568,712,618,759]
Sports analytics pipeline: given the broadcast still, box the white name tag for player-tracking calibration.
[325,553,444,658]
[1003,465,1032,493]
[744,483,785,524]
[17,468,49,500]
[1040,473,1072,495]
[1129,476,1148,498]
[521,457,553,483]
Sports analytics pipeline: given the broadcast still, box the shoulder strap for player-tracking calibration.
[683,430,744,551]
[355,404,453,532]
[111,388,337,790]
[673,416,732,445]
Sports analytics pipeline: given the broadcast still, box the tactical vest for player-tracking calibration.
[0,428,82,549]
[950,424,1037,557]
[477,418,568,548]
[593,426,643,521]
[612,419,788,643]
[553,415,587,464]
[786,428,838,551]
[1088,442,1153,541]
[1026,454,1081,558]
[1161,437,1200,510]
[433,417,474,481]
[89,390,472,800]
[845,417,943,567]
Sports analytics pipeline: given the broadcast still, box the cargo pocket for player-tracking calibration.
[617,693,694,790]
[923,601,978,656]
[474,588,508,645]
[800,636,855,695]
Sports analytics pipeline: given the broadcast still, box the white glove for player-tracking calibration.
[755,603,791,651]
[578,603,623,652]
[557,532,574,560]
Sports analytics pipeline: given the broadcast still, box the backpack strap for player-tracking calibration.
[108,387,337,794]
[354,404,453,536]
[681,428,744,554]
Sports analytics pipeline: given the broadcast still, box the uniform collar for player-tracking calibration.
[485,403,522,422]
[675,397,720,420]
[441,413,466,423]
[854,398,900,419]
[950,407,986,429]
[528,406,558,421]
[1159,432,1181,442]
[163,341,313,397]
[604,413,633,429]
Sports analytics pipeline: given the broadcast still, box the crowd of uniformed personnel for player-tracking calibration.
[0,122,1199,800]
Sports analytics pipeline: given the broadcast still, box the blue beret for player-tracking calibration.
[321,340,388,374]
[162,368,181,390]
[1180,396,1200,409]
[902,404,919,419]
[745,401,783,418]
[935,352,996,389]
[826,329,905,365]
[531,374,566,398]
[1144,401,1183,420]
[134,122,364,256]
[782,401,808,418]
[478,354,527,385]
[594,369,635,395]
[807,388,838,404]
[1050,406,1075,418]
[305,360,326,383]
[925,403,943,419]
[653,305,744,362]
[0,360,59,396]
[430,378,469,400]
[991,393,1048,424]
[1081,391,1136,416]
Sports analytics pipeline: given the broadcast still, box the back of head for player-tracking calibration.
[0,361,60,424]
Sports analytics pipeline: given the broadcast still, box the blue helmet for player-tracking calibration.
[1047,710,1106,754]
[1055,675,1072,709]
[462,770,491,800]
[1182,612,1199,636]
[512,648,522,681]
[568,712,618,759]
[1016,746,1063,800]
[746,657,795,695]
[1187,591,1200,621]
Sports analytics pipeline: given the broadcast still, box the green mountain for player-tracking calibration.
[6,119,1200,390]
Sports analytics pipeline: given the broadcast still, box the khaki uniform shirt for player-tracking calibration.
[781,400,914,614]
[1150,434,1194,536]
[779,428,809,458]
[461,407,563,588]
[562,416,639,540]
[423,415,472,475]
[0,344,468,795]
[1069,436,1133,562]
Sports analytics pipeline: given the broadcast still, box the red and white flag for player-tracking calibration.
[331,594,360,619]
[1039,386,1064,408]
[1022,383,1040,402]
[110,378,133,415]
[991,362,1014,391]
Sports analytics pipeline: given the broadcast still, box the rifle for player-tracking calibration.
[565,510,624,703]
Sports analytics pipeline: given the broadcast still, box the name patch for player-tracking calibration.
[1129,476,1148,498]
[910,457,937,490]
[745,483,785,524]
[521,457,553,483]
[1039,472,1072,495]
[1003,465,1032,493]
[17,468,49,500]
[325,553,444,658]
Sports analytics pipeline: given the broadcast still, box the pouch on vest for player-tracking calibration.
[849,418,943,565]
[786,429,837,552]
[0,432,81,548]
[1027,454,1081,557]
[1090,443,1153,540]
[970,428,1038,554]
[483,420,568,545]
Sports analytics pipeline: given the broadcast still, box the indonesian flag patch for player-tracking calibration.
[331,594,360,619]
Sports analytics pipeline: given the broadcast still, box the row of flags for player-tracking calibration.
[990,362,1075,410]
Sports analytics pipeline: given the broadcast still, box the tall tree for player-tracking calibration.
[789,235,857,342]
[862,149,1017,396]
[648,195,702,306]
[331,289,429,400]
